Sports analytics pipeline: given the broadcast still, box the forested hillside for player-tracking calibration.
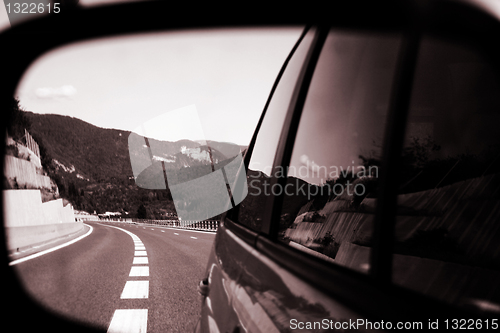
[18,110,245,219]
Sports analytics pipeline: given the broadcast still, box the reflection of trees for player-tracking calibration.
[237,169,270,231]
[359,135,500,193]
[397,136,500,193]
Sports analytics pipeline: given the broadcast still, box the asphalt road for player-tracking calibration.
[11,221,215,332]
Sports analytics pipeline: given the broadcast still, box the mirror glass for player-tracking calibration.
[5,27,302,330]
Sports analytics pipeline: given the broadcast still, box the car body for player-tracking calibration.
[195,1,500,332]
[2,1,500,332]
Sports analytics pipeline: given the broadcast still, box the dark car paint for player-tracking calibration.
[202,221,368,333]
[197,226,249,333]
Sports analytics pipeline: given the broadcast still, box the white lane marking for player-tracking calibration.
[120,281,149,299]
[9,224,94,266]
[130,266,149,277]
[98,224,149,332]
[161,230,165,233]
[174,233,179,235]
[190,236,198,239]
[151,229,154,230]
[151,226,218,234]
[133,257,149,264]
[108,309,148,333]
[135,246,146,251]
[99,223,142,241]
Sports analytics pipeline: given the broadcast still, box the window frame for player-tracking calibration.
[222,22,425,315]
[252,25,416,282]
[223,26,316,241]
[224,26,314,238]
[224,8,500,320]
[263,26,417,282]
[260,26,329,238]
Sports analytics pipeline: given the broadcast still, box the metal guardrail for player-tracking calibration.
[99,218,220,232]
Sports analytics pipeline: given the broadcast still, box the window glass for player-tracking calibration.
[277,29,401,273]
[236,28,316,231]
[392,36,500,310]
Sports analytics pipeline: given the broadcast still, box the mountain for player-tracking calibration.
[22,111,246,217]
[25,111,133,183]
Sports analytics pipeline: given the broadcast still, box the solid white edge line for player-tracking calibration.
[9,223,94,266]
[160,227,217,235]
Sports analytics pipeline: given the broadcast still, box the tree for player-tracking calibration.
[137,204,147,219]
[7,97,31,141]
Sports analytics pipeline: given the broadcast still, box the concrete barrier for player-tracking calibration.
[3,189,75,227]
[3,189,78,252]
[5,221,83,252]
[4,155,51,189]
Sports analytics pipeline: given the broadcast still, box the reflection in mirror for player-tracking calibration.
[4,27,302,330]
[393,36,500,312]
[128,104,248,220]
[276,29,401,273]
[237,27,317,231]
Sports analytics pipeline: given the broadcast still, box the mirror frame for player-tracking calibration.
[2,1,498,332]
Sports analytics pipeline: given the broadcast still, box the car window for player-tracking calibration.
[235,28,317,231]
[392,36,500,311]
[276,29,401,273]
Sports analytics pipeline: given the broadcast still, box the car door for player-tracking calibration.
[199,25,408,333]
[198,7,500,333]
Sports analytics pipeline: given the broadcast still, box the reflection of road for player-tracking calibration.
[12,221,215,332]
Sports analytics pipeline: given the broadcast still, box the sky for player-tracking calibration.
[1,1,303,146]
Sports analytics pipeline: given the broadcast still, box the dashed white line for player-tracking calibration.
[120,281,149,299]
[191,236,198,239]
[161,230,165,233]
[130,266,149,277]
[99,223,150,333]
[174,233,179,235]
[107,309,148,333]
[133,257,149,264]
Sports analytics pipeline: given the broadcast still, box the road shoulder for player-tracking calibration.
[8,223,92,265]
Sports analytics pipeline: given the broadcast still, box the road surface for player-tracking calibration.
[11,221,215,332]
